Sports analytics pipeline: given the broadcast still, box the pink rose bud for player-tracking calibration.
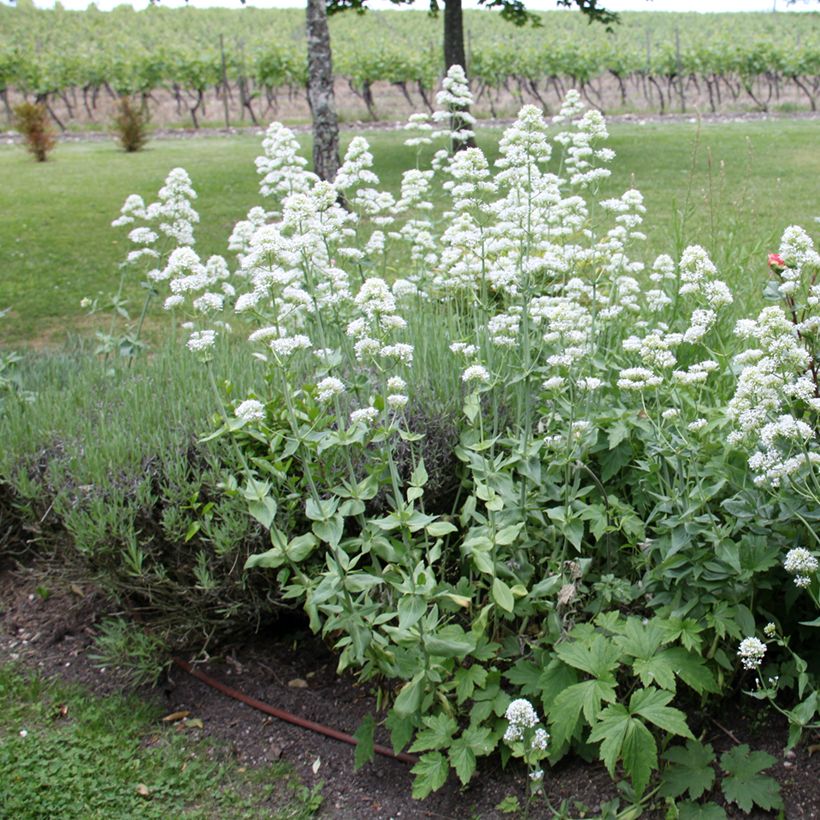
[768,253,786,271]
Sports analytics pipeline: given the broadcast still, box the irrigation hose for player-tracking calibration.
[172,657,419,765]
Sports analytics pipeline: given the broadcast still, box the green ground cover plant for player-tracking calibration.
[0,343,286,648]
[0,664,322,819]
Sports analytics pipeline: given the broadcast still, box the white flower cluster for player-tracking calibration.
[235,399,265,423]
[503,698,540,742]
[256,122,317,207]
[737,636,767,670]
[728,228,820,487]
[783,547,819,588]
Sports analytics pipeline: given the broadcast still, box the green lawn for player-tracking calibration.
[1,120,818,346]
[0,664,322,819]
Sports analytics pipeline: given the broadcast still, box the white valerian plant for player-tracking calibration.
[108,66,818,801]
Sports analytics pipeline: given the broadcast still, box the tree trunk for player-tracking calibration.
[306,0,340,182]
[442,0,475,151]
[443,0,467,72]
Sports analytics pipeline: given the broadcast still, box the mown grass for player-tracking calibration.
[0,664,322,819]
[1,118,817,346]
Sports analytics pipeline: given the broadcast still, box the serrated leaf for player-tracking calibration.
[454,665,487,704]
[632,652,678,692]
[621,719,657,796]
[664,648,719,695]
[504,660,541,694]
[676,802,726,819]
[496,796,521,814]
[588,703,631,776]
[550,678,617,748]
[588,704,657,796]
[409,712,458,752]
[385,709,414,755]
[630,687,694,739]
[448,740,476,786]
[720,744,782,813]
[353,714,375,769]
[555,634,622,678]
[411,752,450,799]
[659,740,716,800]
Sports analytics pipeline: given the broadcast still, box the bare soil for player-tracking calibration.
[2,73,816,142]
[0,560,818,819]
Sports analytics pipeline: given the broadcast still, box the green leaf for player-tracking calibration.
[247,495,276,530]
[345,572,383,593]
[426,521,458,538]
[244,546,284,570]
[397,595,427,631]
[630,687,694,739]
[564,518,584,550]
[494,522,524,546]
[394,672,425,717]
[448,726,492,785]
[659,740,716,800]
[720,744,782,814]
[621,719,657,796]
[286,533,318,563]
[492,577,515,613]
[305,497,337,521]
[537,661,579,714]
[550,678,617,748]
[676,802,726,819]
[423,632,475,658]
[472,550,495,576]
[385,709,414,755]
[454,665,487,704]
[608,420,630,449]
[588,704,658,796]
[410,459,428,488]
[448,738,477,786]
[411,752,450,799]
[632,652,678,692]
[409,713,458,753]
[312,514,344,546]
[664,648,719,695]
[588,702,631,775]
[353,714,375,769]
[496,796,521,814]
[555,634,622,679]
[616,617,666,659]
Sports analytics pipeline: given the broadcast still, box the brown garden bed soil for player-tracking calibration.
[0,560,818,819]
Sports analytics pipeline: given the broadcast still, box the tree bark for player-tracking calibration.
[442,0,475,151]
[306,0,340,181]
[443,0,467,72]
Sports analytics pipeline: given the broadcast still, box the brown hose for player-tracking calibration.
[172,657,418,765]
